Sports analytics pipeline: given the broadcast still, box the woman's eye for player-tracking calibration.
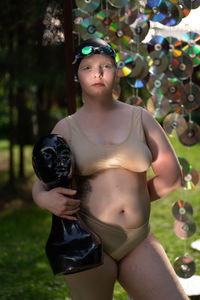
[104,64,112,69]
[82,66,91,70]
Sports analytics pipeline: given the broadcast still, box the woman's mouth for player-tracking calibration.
[92,83,105,87]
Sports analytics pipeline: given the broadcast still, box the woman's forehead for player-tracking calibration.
[79,54,114,65]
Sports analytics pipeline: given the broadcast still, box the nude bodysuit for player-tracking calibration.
[66,106,152,261]
[66,106,152,176]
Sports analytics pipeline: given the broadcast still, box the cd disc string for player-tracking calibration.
[105,0,109,37]
[100,0,103,11]
[136,87,138,98]
[117,8,122,52]
[136,3,140,55]
[184,239,187,256]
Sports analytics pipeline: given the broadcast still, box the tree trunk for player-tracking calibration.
[63,0,76,114]
[8,85,15,185]
[17,87,25,178]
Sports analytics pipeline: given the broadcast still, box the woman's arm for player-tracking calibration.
[32,118,80,220]
[142,109,182,202]
[32,179,80,220]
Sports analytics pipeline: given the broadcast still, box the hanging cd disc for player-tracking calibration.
[108,0,129,8]
[126,95,145,107]
[174,255,196,278]
[181,82,200,112]
[172,200,193,222]
[73,8,89,32]
[128,74,149,88]
[178,156,191,177]
[129,41,148,57]
[129,53,145,78]
[108,22,133,46]
[182,0,200,9]
[80,17,105,40]
[119,2,139,25]
[112,84,121,100]
[191,52,200,67]
[131,18,150,43]
[165,55,176,78]
[115,51,135,77]
[148,51,169,74]
[179,1,190,18]
[146,95,170,118]
[171,55,193,80]
[182,31,200,58]
[94,9,118,27]
[127,57,149,88]
[174,218,196,239]
[160,3,182,26]
[166,78,184,102]
[128,76,149,88]
[146,73,168,95]
[147,35,170,54]
[170,100,184,114]
[75,0,100,13]
[163,113,188,137]
[142,0,168,22]
[178,122,200,146]
[166,37,182,57]
[183,167,200,190]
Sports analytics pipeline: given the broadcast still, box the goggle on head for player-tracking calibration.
[72,45,116,65]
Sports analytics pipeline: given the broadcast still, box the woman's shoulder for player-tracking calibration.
[51,117,71,142]
[117,101,144,115]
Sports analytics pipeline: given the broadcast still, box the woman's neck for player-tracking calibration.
[81,93,117,114]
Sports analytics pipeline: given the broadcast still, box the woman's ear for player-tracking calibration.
[74,74,79,82]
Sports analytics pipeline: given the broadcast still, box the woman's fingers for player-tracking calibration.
[61,207,80,220]
[43,187,81,217]
[55,187,77,196]
[64,198,80,208]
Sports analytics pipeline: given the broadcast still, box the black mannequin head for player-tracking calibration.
[32,134,73,186]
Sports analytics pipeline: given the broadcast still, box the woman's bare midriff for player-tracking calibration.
[77,168,151,229]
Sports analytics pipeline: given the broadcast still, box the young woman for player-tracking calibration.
[32,38,188,300]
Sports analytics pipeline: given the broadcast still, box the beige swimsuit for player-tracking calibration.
[66,106,152,261]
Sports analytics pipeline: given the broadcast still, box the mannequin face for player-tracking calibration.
[33,135,73,185]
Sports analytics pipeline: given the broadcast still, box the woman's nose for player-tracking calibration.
[94,66,103,78]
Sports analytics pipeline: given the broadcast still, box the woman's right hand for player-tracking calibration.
[37,187,80,220]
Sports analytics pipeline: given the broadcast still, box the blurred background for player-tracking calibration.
[0,0,200,299]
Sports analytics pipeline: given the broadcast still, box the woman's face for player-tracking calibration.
[77,54,116,97]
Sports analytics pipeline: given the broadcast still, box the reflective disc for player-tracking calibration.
[174,255,196,278]
[163,113,187,137]
[174,219,196,239]
[75,0,100,13]
[172,199,193,222]
[148,51,169,74]
[178,122,200,146]
[146,95,170,118]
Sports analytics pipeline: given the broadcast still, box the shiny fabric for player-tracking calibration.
[46,214,102,275]
[66,106,152,176]
[79,209,150,261]
[32,134,102,275]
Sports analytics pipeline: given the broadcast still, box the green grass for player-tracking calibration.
[0,139,34,183]
[0,137,200,299]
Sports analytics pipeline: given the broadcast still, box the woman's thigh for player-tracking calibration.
[64,252,118,300]
[118,232,189,300]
